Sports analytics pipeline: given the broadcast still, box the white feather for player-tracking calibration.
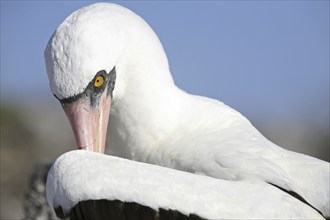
[46,150,324,219]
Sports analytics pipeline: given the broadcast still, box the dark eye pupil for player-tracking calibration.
[97,80,99,82]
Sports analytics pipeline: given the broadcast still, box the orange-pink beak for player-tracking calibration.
[62,91,111,153]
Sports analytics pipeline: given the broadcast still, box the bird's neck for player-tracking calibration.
[107,29,186,162]
[108,69,185,162]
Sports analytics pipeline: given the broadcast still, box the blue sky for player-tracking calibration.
[1,1,329,126]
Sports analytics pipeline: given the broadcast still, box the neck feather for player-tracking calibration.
[107,19,185,160]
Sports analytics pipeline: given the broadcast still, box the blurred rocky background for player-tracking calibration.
[1,96,74,219]
[1,1,329,219]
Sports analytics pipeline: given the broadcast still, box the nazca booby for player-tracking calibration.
[44,2,330,219]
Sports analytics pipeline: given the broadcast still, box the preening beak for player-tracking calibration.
[57,67,116,153]
[62,91,111,153]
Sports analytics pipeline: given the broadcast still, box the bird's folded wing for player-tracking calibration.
[46,150,323,219]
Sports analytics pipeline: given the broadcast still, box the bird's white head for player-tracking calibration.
[44,3,170,153]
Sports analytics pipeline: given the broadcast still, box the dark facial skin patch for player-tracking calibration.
[54,67,116,108]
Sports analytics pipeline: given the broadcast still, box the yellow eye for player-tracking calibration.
[94,75,105,88]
